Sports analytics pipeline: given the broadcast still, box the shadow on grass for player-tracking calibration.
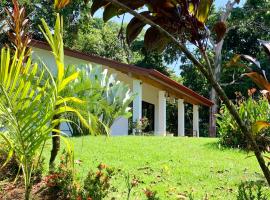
[203,140,251,154]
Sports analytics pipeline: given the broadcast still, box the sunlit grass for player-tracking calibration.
[43,136,269,199]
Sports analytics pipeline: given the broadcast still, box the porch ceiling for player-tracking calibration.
[30,40,213,107]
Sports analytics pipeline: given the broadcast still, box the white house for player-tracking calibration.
[30,40,213,137]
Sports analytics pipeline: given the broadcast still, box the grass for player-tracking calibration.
[43,136,269,199]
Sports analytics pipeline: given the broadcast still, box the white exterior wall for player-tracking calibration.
[31,48,160,136]
[156,91,166,136]
[193,105,199,137]
[110,117,129,136]
[133,80,142,124]
[178,99,185,137]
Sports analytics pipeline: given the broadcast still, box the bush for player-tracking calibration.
[44,151,76,200]
[216,95,270,149]
[81,163,115,200]
[237,181,268,200]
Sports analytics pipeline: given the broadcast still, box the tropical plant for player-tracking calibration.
[39,14,90,168]
[65,64,133,136]
[0,47,59,200]
[4,0,32,57]
[0,3,88,199]
[217,94,270,149]
[87,0,270,185]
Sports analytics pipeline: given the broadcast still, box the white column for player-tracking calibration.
[156,91,166,136]
[193,105,199,137]
[132,80,142,125]
[178,99,185,137]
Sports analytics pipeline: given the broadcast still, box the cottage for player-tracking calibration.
[31,40,213,137]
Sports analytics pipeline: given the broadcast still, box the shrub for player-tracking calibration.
[44,151,76,199]
[125,173,139,200]
[81,163,115,200]
[131,117,150,135]
[237,182,268,200]
[216,95,270,149]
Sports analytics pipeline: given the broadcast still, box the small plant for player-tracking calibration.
[44,150,76,199]
[82,163,115,200]
[132,117,150,135]
[144,188,160,200]
[237,182,268,200]
[125,173,139,200]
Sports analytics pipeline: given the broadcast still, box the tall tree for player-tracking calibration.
[208,0,240,137]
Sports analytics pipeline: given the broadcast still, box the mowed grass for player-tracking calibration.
[43,136,269,199]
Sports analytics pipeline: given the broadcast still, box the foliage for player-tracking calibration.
[130,39,171,75]
[217,94,270,149]
[70,16,130,63]
[91,0,212,51]
[0,0,87,41]
[81,163,115,200]
[39,13,90,167]
[0,2,87,198]
[4,0,31,57]
[0,46,61,199]
[65,64,133,136]
[237,181,268,200]
[0,144,20,181]
[44,150,76,199]
[125,174,139,200]
[131,117,150,135]
[224,0,270,57]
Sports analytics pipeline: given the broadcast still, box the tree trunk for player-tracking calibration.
[49,114,61,169]
[208,1,236,137]
[209,89,218,137]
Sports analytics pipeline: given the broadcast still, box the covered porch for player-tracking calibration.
[132,79,207,137]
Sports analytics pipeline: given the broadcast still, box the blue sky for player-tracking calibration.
[94,0,246,74]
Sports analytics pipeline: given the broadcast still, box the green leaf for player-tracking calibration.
[59,71,79,92]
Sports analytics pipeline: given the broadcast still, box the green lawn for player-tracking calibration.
[44,136,269,199]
